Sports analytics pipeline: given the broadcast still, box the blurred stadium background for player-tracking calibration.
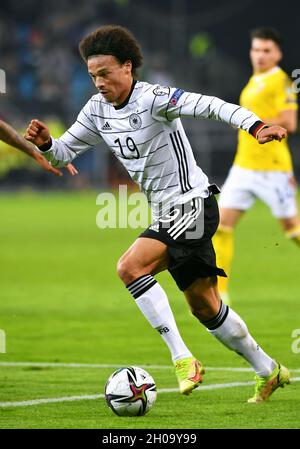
[1,0,299,190]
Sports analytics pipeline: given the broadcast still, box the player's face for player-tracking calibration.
[87,55,133,105]
[250,38,282,73]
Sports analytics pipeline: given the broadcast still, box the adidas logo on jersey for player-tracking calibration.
[101,122,112,130]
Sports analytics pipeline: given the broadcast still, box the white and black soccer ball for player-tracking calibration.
[104,366,157,417]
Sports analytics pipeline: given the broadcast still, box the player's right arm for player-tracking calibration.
[150,85,287,144]
[25,99,102,168]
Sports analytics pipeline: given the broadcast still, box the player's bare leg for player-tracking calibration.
[213,208,244,304]
[219,208,245,228]
[117,237,202,394]
[279,215,300,246]
[183,276,220,321]
[184,275,290,402]
[117,237,169,285]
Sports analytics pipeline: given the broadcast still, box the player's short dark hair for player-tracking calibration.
[250,27,282,49]
[79,25,143,78]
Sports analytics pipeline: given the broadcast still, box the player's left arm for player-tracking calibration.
[151,86,287,145]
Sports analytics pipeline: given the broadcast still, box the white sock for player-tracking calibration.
[127,275,192,362]
[204,302,276,377]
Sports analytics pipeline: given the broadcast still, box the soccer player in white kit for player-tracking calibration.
[25,25,290,403]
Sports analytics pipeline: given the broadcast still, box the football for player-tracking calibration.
[104,366,157,417]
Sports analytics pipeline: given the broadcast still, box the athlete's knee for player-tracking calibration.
[190,302,219,321]
[188,290,220,322]
[189,303,211,321]
[116,255,142,285]
[116,256,132,283]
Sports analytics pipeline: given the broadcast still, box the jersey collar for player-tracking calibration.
[253,66,280,81]
[114,79,137,110]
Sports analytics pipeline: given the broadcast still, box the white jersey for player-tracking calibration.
[41,81,262,219]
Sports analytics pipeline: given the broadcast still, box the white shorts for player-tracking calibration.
[218,166,298,219]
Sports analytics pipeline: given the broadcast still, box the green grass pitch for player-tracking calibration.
[0,191,299,429]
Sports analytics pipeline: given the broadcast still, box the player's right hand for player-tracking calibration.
[257,125,287,144]
[24,119,51,147]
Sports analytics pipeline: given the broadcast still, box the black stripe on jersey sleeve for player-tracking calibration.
[193,94,203,118]
[179,92,191,118]
[150,95,157,116]
[217,101,227,122]
[239,113,255,130]
[164,100,172,122]
[229,106,242,124]
[60,139,79,154]
[76,119,101,137]
[207,97,216,119]
[66,130,93,146]
[82,109,96,126]
[159,87,173,122]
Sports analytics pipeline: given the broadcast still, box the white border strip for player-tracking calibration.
[1,378,299,408]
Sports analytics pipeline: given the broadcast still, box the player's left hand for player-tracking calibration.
[257,125,287,144]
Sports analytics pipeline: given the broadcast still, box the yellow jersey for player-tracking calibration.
[234,66,298,171]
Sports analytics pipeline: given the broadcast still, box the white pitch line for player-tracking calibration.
[1,378,299,408]
[0,394,103,408]
[0,362,174,369]
[1,361,300,373]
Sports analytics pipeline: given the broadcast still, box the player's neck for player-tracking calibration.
[253,65,279,76]
[114,79,136,110]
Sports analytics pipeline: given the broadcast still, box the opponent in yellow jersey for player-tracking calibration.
[213,27,299,305]
[235,66,297,171]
